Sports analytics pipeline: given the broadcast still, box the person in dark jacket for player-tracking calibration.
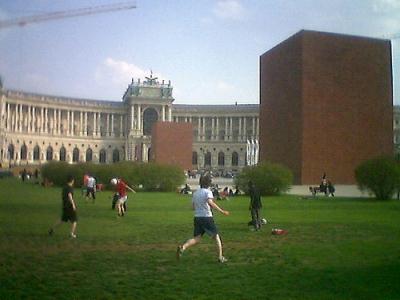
[48,175,78,238]
[248,181,262,231]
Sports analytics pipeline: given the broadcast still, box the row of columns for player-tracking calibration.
[3,103,126,137]
[174,116,259,141]
[129,104,172,132]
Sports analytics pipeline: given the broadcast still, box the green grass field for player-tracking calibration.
[0,178,399,300]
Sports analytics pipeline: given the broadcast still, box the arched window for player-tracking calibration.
[192,151,198,165]
[72,147,79,163]
[46,146,53,161]
[143,108,158,136]
[204,151,211,167]
[33,145,40,161]
[218,151,225,166]
[99,149,107,163]
[232,151,239,167]
[7,144,14,160]
[113,149,120,163]
[86,148,93,162]
[59,146,66,162]
[20,144,27,160]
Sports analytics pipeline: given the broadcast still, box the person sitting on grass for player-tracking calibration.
[176,174,230,263]
[48,175,78,238]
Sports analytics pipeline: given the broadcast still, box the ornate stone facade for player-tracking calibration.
[0,75,259,173]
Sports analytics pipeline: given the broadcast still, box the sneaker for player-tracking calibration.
[48,228,54,236]
[70,233,77,238]
[176,245,184,260]
[218,256,228,263]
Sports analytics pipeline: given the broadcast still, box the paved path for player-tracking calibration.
[186,178,371,198]
[288,185,370,198]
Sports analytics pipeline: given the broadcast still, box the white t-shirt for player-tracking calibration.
[192,188,214,217]
[87,177,96,188]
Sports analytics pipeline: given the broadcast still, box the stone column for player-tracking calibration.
[201,117,204,141]
[40,107,44,133]
[58,110,61,134]
[225,117,228,141]
[71,111,75,136]
[243,117,247,140]
[216,117,219,141]
[106,113,110,136]
[80,111,83,136]
[111,114,114,136]
[229,117,233,141]
[93,112,96,136]
[131,105,135,131]
[197,117,201,141]
[32,106,36,133]
[168,106,172,122]
[6,103,10,131]
[239,117,242,142]
[137,105,141,132]
[26,105,30,133]
[67,110,70,136]
[162,105,165,121]
[98,112,101,136]
[44,108,48,133]
[18,104,22,132]
[15,104,19,132]
[120,114,124,137]
[84,112,88,136]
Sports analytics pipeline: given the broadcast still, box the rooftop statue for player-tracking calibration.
[145,70,158,86]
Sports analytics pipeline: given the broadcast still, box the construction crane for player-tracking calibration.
[0,1,136,29]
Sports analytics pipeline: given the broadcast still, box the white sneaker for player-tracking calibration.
[70,233,77,238]
[218,256,228,263]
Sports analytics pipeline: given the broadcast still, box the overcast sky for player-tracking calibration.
[0,0,399,105]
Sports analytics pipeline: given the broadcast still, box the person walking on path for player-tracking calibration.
[48,175,78,238]
[176,174,230,263]
[248,181,262,231]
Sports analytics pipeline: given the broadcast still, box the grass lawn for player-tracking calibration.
[0,177,399,300]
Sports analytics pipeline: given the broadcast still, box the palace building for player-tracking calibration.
[1,68,398,178]
[0,74,259,174]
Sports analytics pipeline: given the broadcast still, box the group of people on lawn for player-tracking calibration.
[47,172,264,263]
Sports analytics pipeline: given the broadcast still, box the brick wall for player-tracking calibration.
[151,122,193,171]
[260,30,393,184]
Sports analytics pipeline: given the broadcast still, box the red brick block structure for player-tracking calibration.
[151,122,193,171]
[260,30,393,184]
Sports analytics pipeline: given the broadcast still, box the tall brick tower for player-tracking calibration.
[260,30,393,184]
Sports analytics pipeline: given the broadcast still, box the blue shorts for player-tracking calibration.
[193,217,218,237]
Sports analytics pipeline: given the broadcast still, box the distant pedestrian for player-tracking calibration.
[86,175,96,203]
[111,178,136,216]
[48,175,78,238]
[21,168,27,182]
[176,174,230,263]
[248,181,262,231]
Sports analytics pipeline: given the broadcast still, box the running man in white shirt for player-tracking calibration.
[177,174,230,263]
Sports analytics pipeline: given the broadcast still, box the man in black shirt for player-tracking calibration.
[48,175,78,238]
[248,181,262,231]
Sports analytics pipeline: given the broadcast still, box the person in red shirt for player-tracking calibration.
[111,178,136,216]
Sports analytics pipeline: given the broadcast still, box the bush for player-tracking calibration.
[355,156,400,200]
[234,162,293,196]
[40,161,185,192]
